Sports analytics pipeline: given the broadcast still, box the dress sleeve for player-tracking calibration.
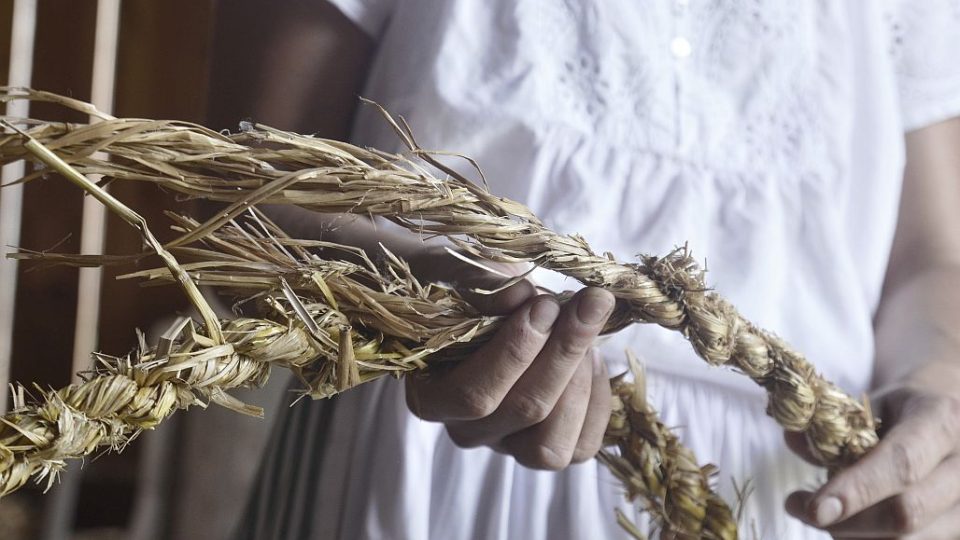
[325,0,394,39]
[889,0,960,131]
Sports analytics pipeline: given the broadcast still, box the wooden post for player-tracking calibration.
[72,0,120,385]
[0,0,38,416]
[40,2,121,539]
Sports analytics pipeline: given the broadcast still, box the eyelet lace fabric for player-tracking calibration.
[885,0,960,129]
[517,0,840,181]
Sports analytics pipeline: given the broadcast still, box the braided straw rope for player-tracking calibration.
[0,87,879,536]
[602,353,737,540]
[0,88,877,468]
[1,207,733,538]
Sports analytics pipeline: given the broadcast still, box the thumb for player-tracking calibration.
[409,246,537,315]
[460,275,537,315]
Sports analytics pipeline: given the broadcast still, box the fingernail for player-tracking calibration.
[812,496,843,526]
[529,297,560,332]
[577,289,615,325]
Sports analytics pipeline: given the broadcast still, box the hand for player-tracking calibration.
[784,362,960,539]
[404,249,616,470]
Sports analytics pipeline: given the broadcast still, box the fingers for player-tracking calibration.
[406,295,559,421]
[801,402,955,528]
[571,350,612,463]
[498,350,594,470]
[788,453,960,537]
[444,288,615,446]
[877,453,960,534]
[490,349,612,470]
[407,285,615,472]
[789,490,890,537]
[507,287,613,411]
[460,273,537,315]
[784,430,821,466]
[784,491,809,522]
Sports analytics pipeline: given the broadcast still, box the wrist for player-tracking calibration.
[874,359,960,403]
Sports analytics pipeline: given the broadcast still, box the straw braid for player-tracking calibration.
[601,356,737,540]
[0,88,878,468]
[0,87,883,536]
[0,210,736,537]
[0,317,315,496]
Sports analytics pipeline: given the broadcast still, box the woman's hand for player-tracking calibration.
[784,118,960,539]
[784,362,960,538]
[404,249,616,470]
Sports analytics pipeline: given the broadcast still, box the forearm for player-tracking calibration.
[208,1,424,258]
[261,204,449,272]
[208,0,372,137]
[872,118,960,390]
[873,265,960,389]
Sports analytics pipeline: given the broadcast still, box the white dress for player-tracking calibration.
[239,1,960,539]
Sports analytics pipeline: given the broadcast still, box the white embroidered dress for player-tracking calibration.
[247,1,960,538]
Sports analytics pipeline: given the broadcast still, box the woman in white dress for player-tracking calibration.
[224,1,960,538]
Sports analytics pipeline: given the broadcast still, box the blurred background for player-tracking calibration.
[0,1,304,538]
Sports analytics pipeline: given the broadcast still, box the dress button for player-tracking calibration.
[670,36,692,58]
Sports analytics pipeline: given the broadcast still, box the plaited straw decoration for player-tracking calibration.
[0,183,733,538]
[0,87,879,469]
[602,353,736,540]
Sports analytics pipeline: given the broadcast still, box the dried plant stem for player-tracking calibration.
[0,120,222,344]
[0,315,307,496]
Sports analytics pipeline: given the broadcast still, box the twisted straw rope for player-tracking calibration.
[0,88,878,469]
[0,89,877,538]
[1,205,733,537]
[602,354,737,540]
[0,316,314,495]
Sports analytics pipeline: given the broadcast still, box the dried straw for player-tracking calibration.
[2,207,732,538]
[0,87,879,537]
[0,87,877,468]
[602,353,736,540]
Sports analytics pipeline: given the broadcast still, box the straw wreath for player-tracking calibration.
[0,87,878,537]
